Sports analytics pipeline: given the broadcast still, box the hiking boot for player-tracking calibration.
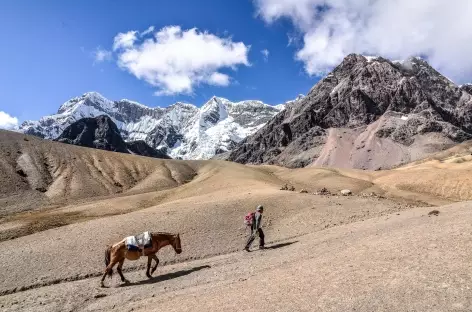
[259,246,265,250]
[244,247,250,252]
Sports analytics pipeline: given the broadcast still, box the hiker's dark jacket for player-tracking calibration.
[251,212,262,231]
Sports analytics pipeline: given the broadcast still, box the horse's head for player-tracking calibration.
[172,234,182,254]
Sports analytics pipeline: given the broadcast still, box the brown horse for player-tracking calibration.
[101,232,182,287]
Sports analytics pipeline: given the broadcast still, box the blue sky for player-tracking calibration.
[1,0,472,129]
[0,0,316,124]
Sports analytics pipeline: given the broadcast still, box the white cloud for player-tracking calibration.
[287,31,302,47]
[93,47,112,63]
[0,111,19,130]
[141,26,155,36]
[287,34,295,47]
[254,0,472,82]
[114,26,250,95]
[113,30,138,51]
[261,49,270,62]
[207,72,231,86]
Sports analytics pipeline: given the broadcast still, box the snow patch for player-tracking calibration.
[274,104,285,111]
[442,76,455,84]
[363,55,380,62]
[119,99,152,109]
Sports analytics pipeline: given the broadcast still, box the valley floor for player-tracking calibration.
[1,202,472,312]
[1,130,472,311]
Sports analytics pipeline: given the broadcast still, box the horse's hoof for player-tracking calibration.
[100,282,105,288]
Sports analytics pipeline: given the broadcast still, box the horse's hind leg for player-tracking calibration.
[100,260,117,287]
[117,259,129,284]
[150,254,160,275]
[146,256,152,278]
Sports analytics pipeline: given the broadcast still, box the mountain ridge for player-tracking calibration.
[20,93,297,160]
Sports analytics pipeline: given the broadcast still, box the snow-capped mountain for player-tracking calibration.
[20,92,295,159]
[21,92,165,140]
[169,96,287,159]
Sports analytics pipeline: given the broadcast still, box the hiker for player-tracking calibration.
[245,205,265,251]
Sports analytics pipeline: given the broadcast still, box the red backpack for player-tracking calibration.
[244,212,255,226]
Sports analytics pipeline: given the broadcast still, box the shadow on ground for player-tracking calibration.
[122,265,211,287]
[266,241,298,250]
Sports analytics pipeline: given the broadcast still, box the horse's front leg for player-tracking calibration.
[146,256,153,279]
[150,254,159,275]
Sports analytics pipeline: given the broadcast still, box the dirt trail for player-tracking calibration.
[1,203,472,311]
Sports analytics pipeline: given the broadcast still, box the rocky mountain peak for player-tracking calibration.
[57,91,110,114]
[199,96,229,127]
[227,54,472,169]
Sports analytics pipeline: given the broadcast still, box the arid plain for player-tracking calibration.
[1,130,472,311]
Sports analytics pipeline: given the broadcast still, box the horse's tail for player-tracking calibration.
[104,246,113,278]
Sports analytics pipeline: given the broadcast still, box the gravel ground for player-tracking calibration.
[1,203,472,311]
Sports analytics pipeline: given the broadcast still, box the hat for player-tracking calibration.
[256,205,264,211]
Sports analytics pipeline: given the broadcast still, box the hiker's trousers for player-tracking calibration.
[246,228,265,248]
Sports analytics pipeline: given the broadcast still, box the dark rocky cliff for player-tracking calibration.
[228,54,472,169]
[55,115,171,159]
